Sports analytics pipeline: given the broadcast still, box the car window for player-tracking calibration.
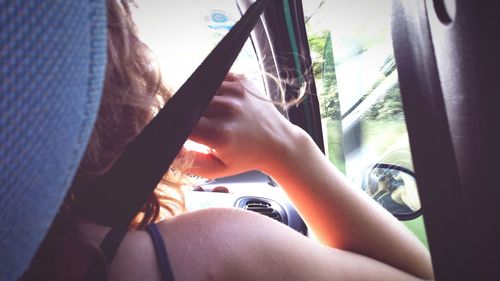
[303,0,428,247]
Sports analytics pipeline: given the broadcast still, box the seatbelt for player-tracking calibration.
[74,0,271,227]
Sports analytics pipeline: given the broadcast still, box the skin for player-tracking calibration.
[82,75,434,281]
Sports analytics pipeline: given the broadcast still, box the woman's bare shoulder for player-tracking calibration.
[113,208,426,281]
[156,208,283,281]
[109,208,267,281]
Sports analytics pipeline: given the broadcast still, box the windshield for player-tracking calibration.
[132,0,264,93]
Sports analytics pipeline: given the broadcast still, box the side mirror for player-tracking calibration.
[362,163,422,220]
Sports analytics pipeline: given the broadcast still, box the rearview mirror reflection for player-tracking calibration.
[362,163,421,220]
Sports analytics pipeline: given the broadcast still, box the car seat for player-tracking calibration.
[0,1,106,280]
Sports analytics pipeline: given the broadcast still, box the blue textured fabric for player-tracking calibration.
[0,1,106,280]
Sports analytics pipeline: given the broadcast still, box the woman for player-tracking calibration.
[23,1,433,280]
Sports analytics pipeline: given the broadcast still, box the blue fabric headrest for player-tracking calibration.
[0,1,106,280]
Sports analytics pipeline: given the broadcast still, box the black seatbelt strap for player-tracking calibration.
[74,0,271,227]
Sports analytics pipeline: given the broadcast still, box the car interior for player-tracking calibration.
[1,0,499,280]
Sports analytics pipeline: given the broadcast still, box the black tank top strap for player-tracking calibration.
[97,224,175,281]
[146,224,176,281]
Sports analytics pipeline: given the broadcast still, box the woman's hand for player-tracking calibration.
[188,74,299,179]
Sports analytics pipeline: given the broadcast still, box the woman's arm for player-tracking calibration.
[259,128,433,279]
[188,75,433,280]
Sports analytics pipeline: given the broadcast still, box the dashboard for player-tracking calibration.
[184,171,308,235]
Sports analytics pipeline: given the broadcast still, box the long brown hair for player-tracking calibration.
[72,0,191,226]
[22,1,189,280]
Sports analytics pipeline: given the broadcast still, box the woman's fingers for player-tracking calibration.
[187,151,227,179]
[203,95,243,119]
[190,117,219,147]
[216,81,246,97]
[189,117,231,178]
[221,75,267,99]
[225,72,244,82]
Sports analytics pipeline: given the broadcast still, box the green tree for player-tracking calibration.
[308,30,341,120]
[362,56,404,120]
[363,83,404,120]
